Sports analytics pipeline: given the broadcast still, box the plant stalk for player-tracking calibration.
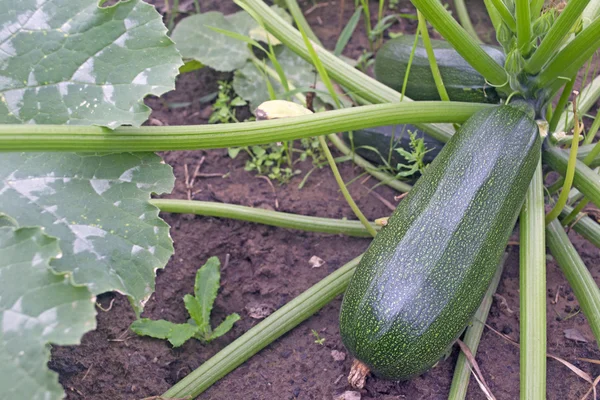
[516,0,532,56]
[409,0,508,89]
[0,102,483,151]
[238,0,456,142]
[544,146,600,210]
[447,254,507,400]
[547,220,600,346]
[452,0,482,42]
[162,255,363,398]
[559,204,600,249]
[525,0,592,74]
[150,199,379,236]
[520,160,546,400]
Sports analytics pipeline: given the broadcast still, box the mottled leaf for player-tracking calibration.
[195,256,221,332]
[0,226,96,400]
[0,0,182,129]
[0,152,175,313]
[209,313,240,341]
[130,319,198,347]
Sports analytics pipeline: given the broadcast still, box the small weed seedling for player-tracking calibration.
[311,329,325,345]
[209,80,247,124]
[131,257,240,347]
[394,130,431,178]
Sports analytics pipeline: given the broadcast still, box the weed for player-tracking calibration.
[209,80,247,124]
[311,329,326,345]
[394,130,431,177]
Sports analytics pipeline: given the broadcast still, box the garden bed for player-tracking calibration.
[50,1,600,399]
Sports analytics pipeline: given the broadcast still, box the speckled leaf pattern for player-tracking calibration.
[0,152,175,312]
[0,226,96,400]
[0,0,182,129]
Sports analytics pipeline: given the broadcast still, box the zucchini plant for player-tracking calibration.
[1,0,600,399]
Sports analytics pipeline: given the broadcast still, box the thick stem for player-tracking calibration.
[0,102,483,151]
[162,255,363,398]
[546,220,600,347]
[409,0,508,89]
[544,146,600,210]
[516,0,532,56]
[560,204,600,249]
[448,254,507,400]
[238,0,456,142]
[150,199,379,236]
[519,161,546,400]
[525,0,592,74]
[536,17,600,89]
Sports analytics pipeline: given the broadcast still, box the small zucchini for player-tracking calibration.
[374,35,505,103]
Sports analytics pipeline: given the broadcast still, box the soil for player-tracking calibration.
[49,1,600,399]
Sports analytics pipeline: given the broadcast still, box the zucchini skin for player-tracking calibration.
[374,35,505,103]
[342,125,444,167]
[339,105,541,380]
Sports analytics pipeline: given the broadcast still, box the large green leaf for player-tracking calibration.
[171,6,290,72]
[0,152,174,312]
[0,0,182,128]
[0,226,96,400]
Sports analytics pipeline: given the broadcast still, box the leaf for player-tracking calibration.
[183,294,205,333]
[171,11,250,72]
[0,0,182,129]
[130,319,198,347]
[564,328,588,342]
[0,226,96,400]
[0,152,175,313]
[228,147,242,159]
[209,313,241,341]
[195,257,221,332]
[179,59,205,74]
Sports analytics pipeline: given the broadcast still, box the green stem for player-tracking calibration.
[318,135,377,236]
[544,146,600,209]
[547,143,600,195]
[409,0,508,88]
[447,254,507,400]
[562,197,590,225]
[452,0,482,42]
[238,0,456,142]
[548,76,576,133]
[482,0,503,34]
[284,0,322,45]
[546,220,600,346]
[536,17,600,89]
[530,0,545,20]
[418,11,451,101]
[545,117,582,224]
[327,134,413,193]
[555,75,600,132]
[0,102,484,151]
[519,161,546,400]
[560,204,600,249]
[525,0,592,74]
[150,199,379,236]
[162,255,363,398]
[489,0,517,32]
[582,0,600,27]
[515,0,532,56]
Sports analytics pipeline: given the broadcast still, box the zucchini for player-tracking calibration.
[339,105,541,383]
[342,125,444,167]
[374,35,505,103]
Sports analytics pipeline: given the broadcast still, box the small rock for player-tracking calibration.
[246,303,275,319]
[309,255,326,268]
[331,350,346,362]
[501,325,513,335]
[567,295,575,301]
[565,305,572,313]
[564,328,588,343]
[292,387,301,397]
[280,350,292,359]
[334,391,361,400]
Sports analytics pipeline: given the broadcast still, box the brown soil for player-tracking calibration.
[50,1,600,399]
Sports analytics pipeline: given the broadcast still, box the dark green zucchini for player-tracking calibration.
[339,105,541,383]
[374,35,505,103]
[342,125,444,167]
